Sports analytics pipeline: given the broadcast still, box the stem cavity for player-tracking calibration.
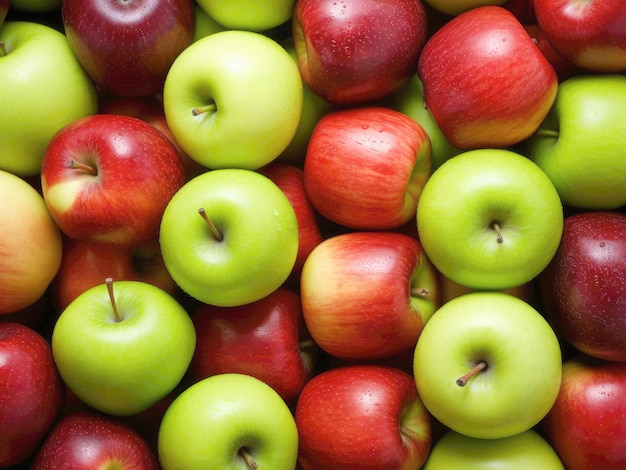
[67,159,98,176]
[239,448,258,470]
[456,360,488,387]
[492,222,503,244]
[198,208,223,241]
[191,103,217,116]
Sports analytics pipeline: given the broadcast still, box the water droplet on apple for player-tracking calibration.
[344,46,352,57]
[362,125,369,129]
[600,242,606,247]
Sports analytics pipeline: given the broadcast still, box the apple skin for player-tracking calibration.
[300,231,440,361]
[0,169,62,314]
[418,6,557,149]
[543,354,626,470]
[196,0,295,32]
[0,0,9,28]
[41,114,187,247]
[413,292,563,440]
[303,106,432,230]
[424,0,507,16]
[0,322,64,467]
[62,0,195,97]
[524,23,581,82]
[292,0,428,105]
[295,364,432,470]
[158,373,299,470]
[539,211,626,362]
[417,148,563,290]
[31,411,159,470]
[503,0,535,24]
[534,0,626,72]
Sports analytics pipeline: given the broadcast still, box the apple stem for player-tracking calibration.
[239,448,258,470]
[191,103,217,116]
[67,159,98,176]
[456,360,488,387]
[411,287,431,298]
[492,222,504,244]
[534,128,559,138]
[0,41,7,56]
[198,208,223,241]
[105,278,123,323]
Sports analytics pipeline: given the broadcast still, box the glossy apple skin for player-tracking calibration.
[524,24,580,82]
[540,211,626,362]
[418,6,557,149]
[543,354,626,469]
[293,0,428,104]
[190,288,312,403]
[295,364,432,470]
[31,412,159,469]
[41,114,187,246]
[534,0,626,72]
[62,0,195,97]
[0,322,64,467]
[301,231,440,360]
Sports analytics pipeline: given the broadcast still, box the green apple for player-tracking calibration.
[195,0,295,32]
[51,279,196,416]
[158,373,299,470]
[416,148,563,290]
[0,21,97,177]
[10,0,60,12]
[193,3,227,42]
[163,29,302,170]
[413,292,562,440]
[159,168,299,307]
[424,429,564,469]
[423,0,506,16]
[525,74,626,210]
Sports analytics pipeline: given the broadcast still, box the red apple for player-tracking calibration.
[418,5,557,149]
[542,354,626,469]
[300,231,440,361]
[524,23,581,82]
[503,0,535,24]
[303,106,432,230]
[0,0,9,29]
[41,114,187,246]
[534,0,626,73]
[295,364,432,469]
[190,288,314,403]
[62,0,195,97]
[0,322,64,467]
[52,237,178,312]
[258,162,324,287]
[31,411,159,469]
[292,0,428,104]
[539,211,626,362]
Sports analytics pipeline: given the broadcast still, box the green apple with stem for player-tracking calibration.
[0,21,97,177]
[51,279,196,416]
[524,73,626,210]
[163,29,303,170]
[196,0,295,32]
[158,373,299,470]
[159,168,299,307]
[416,148,564,290]
[413,292,562,440]
[424,429,564,469]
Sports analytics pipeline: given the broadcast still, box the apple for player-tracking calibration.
[503,0,535,24]
[193,3,226,42]
[543,354,626,469]
[439,273,538,307]
[0,169,62,314]
[539,211,626,362]
[52,237,178,313]
[416,148,564,290]
[10,0,58,13]
[417,6,558,149]
[524,73,626,210]
[196,0,295,32]
[292,0,428,105]
[190,288,312,403]
[62,0,195,97]
[413,292,563,439]
[31,411,159,469]
[300,231,440,360]
[295,364,432,470]
[423,429,564,469]
[159,168,299,307]
[0,0,9,29]
[51,279,196,416]
[158,373,299,470]
[524,23,581,82]
[0,20,97,177]
[0,322,64,468]
[163,29,303,170]
[423,0,507,16]
[41,114,187,246]
[534,0,626,73]
[303,106,432,230]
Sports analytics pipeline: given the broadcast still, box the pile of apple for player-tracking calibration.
[1,0,625,468]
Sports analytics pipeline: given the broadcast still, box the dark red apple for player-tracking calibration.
[0,0,9,29]
[0,322,64,467]
[62,0,195,96]
[292,0,428,104]
[539,211,626,362]
[543,354,626,470]
[503,0,535,24]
